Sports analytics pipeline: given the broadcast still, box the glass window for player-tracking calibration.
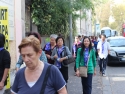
[112,31,115,36]
[101,29,111,37]
[123,28,125,32]
[109,39,125,47]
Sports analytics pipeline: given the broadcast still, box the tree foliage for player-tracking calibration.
[110,4,125,32]
[31,0,94,36]
[94,0,125,34]
[94,0,111,28]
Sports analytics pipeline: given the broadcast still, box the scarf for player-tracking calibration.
[102,41,105,54]
[73,44,76,54]
[84,48,89,66]
[45,43,51,51]
[0,47,4,51]
[56,46,64,68]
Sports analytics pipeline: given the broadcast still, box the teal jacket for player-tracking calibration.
[76,48,96,73]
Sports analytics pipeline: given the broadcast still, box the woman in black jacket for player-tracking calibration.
[0,33,11,94]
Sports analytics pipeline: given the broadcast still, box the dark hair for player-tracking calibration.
[56,36,65,46]
[99,35,101,37]
[81,36,92,55]
[28,32,41,43]
[78,35,81,38]
[101,34,106,38]
[0,33,5,47]
[95,36,97,40]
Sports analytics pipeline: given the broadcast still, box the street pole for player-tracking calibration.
[69,0,73,53]
[94,20,96,36]
[80,9,81,34]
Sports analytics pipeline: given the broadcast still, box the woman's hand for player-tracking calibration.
[59,57,67,62]
[0,81,4,90]
[94,70,96,76]
[59,58,64,62]
[73,54,76,58]
[54,55,58,59]
[76,69,80,77]
[46,54,51,59]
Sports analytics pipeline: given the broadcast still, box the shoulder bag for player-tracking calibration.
[40,65,52,94]
[79,52,90,77]
[63,47,75,65]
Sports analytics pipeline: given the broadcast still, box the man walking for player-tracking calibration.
[97,34,110,76]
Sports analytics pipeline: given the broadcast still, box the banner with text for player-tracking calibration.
[0,7,10,89]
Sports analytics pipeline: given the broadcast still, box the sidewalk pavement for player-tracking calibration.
[67,63,103,94]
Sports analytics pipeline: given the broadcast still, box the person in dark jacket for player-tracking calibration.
[0,33,11,94]
[93,36,98,58]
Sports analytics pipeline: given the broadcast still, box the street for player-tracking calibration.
[67,63,125,94]
[105,64,125,94]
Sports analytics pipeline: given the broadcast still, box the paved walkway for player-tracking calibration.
[67,63,103,94]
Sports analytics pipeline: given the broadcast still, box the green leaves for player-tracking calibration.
[31,0,94,36]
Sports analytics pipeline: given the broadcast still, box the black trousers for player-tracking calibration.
[95,51,98,58]
[74,58,77,72]
[99,57,108,74]
[81,73,93,94]
[59,65,68,83]
[74,62,76,72]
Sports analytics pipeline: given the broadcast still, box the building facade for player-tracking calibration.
[76,10,92,36]
[0,0,25,69]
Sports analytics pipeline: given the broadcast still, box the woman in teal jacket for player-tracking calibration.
[76,36,96,94]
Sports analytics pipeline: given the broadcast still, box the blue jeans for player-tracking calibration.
[99,58,107,74]
[81,73,93,94]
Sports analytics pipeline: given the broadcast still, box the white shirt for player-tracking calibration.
[27,81,36,87]
[97,40,110,59]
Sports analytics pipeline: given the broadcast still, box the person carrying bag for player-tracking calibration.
[79,54,90,77]
[75,36,97,94]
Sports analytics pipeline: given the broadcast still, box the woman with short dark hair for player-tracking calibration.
[51,36,72,84]
[28,32,42,44]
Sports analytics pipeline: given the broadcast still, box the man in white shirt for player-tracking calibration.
[97,34,110,76]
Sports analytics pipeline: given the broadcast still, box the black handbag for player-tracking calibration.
[63,47,75,64]
[63,57,75,64]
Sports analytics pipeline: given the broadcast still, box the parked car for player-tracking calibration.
[107,36,125,65]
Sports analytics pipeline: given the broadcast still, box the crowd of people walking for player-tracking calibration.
[0,32,110,94]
